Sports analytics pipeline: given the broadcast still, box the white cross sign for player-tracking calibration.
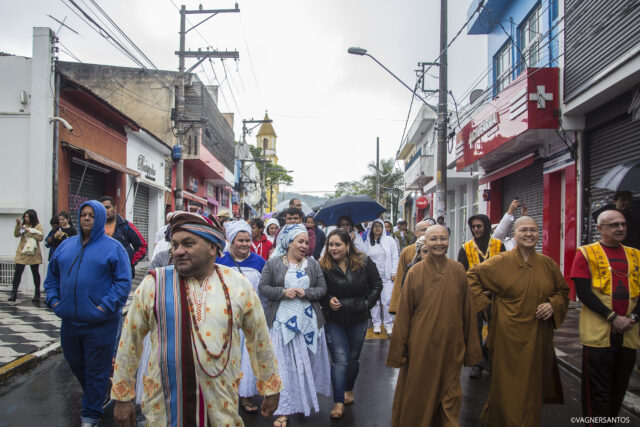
[529,85,553,109]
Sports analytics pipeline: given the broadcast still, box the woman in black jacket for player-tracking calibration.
[319,229,382,419]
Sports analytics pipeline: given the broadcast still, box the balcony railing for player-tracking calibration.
[404,154,434,190]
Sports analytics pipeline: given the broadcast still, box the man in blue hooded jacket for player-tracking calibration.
[44,200,131,427]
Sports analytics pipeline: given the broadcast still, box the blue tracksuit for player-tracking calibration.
[44,200,131,424]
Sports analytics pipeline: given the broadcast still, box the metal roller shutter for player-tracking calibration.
[564,0,640,101]
[501,160,544,251]
[69,161,106,221]
[586,116,640,242]
[133,183,150,259]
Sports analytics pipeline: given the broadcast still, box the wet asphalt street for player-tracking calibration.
[0,339,638,426]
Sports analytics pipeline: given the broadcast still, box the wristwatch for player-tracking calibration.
[629,313,639,322]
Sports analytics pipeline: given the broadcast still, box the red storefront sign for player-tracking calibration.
[456,67,559,171]
[416,196,429,209]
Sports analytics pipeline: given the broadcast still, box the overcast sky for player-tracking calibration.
[1,0,486,195]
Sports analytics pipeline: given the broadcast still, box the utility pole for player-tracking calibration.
[435,0,448,218]
[174,4,239,211]
[376,137,380,203]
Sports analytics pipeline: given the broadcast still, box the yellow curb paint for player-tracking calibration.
[0,354,36,376]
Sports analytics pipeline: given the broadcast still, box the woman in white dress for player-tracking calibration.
[258,224,331,427]
[364,219,399,335]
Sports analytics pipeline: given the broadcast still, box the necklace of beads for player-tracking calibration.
[185,265,233,379]
[188,277,209,326]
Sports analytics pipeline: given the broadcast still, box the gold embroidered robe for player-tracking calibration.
[111,267,282,426]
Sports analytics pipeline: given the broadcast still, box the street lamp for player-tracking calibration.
[347,47,431,105]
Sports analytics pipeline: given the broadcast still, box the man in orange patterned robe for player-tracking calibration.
[111,211,282,426]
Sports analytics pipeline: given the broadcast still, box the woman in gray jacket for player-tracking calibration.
[258,224,330,427]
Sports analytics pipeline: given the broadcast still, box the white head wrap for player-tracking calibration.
[264,218,280,242]
[271,224,307,258]
[225,220,251,245]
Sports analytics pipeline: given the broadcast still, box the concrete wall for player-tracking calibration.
[0,28,55,291]
[57,62,176,147]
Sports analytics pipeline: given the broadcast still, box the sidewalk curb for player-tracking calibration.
[0,342,62,384]
[556,350,640,417]
[0,302,133,385]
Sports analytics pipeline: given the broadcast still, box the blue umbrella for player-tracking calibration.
[314,195,386,226]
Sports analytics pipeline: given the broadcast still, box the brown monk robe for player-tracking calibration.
[467,216,570,427]
[387,225,482,427]
[389,220,433,314]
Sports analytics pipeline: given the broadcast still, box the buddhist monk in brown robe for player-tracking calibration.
[389,219,434,314]
[387,225,482,427]
[467,216,570,427]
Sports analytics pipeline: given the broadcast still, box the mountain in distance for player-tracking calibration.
[281,192,329,210]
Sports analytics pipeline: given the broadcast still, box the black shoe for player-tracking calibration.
[469,365,482,379]
[31,293,40,302]
[8,292,17,302]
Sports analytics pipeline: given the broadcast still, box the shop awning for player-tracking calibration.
[183,191,208,205]
[206,197,220,207]
[63,142,140,177]
[136,176,171,193]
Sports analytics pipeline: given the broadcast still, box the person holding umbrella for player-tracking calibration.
[364,219,399,335]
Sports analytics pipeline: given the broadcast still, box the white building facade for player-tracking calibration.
[125,129,171,257]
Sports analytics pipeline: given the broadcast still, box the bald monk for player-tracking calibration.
[571,209,640,423]
[468,216,569,427]
[387,225,482,426]
[389,219,434,314]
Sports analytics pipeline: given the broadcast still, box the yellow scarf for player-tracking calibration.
[577,242,640,298]
[464,237,502,268]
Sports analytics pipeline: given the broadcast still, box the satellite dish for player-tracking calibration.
[470,89,484,105]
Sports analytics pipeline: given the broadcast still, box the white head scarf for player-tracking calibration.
[271,224,307,258]
[225,220,251,245]
[264,218,280,243]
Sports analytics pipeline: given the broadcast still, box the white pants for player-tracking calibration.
[370,279,394,328]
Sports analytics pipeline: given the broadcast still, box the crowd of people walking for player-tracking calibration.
[7,193,640,426]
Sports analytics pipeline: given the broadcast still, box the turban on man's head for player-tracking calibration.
[225,220,251,244]
[168,211,226,252]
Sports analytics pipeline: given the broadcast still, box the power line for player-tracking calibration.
[395,0,486,165]
[59,0,147,68]
[87,0,157,69]
[238,14,264,108]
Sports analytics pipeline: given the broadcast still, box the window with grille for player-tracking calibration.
[494,43,511,95]
[517,5,541,73]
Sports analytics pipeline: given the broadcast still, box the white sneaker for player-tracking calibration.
[373,325,381,334]
[386,326,393,335]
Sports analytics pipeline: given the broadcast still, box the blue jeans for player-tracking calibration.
[61,318,119,424]
[324,320,368,403]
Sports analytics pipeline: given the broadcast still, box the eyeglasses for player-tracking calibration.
[470,225,483,230]
[339,223,351,228]
[601,222,627,228]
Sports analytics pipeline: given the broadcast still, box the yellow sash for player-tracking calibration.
[577,242,640,298]
[464,237,502,268]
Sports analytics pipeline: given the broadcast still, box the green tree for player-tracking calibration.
[327,158,403,221]
[249,145,293,186]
